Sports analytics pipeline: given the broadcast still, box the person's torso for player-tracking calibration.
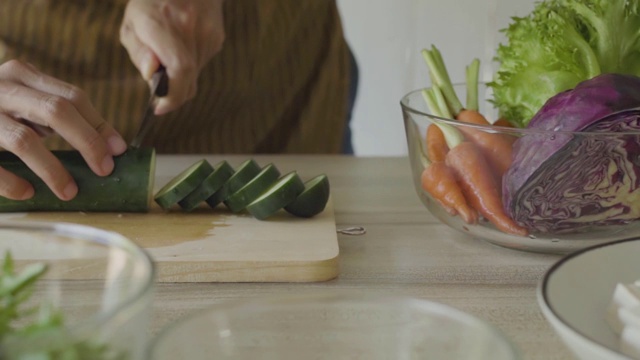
[0,0,349,154]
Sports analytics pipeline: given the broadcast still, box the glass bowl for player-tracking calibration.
[401,88,640,254]
[146,292,519,360]
[0,221,155,360]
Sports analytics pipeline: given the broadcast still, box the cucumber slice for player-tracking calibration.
[154,159,214,209]
[178,161,235,212]
[285,174,330,218]
[206,159,261,208]
[224,164,281,213]
[246,172,305,220]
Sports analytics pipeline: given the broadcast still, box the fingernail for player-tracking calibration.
[154,100,170,116]
[107,135,127,154]
[63,182,78,200]
[102,155,115,175]
[142,53,155,80]
[20,186,34,200]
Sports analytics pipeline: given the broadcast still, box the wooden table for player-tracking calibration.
[150,154,571,360]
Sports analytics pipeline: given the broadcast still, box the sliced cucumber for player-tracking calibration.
[178,161,235,212]
[206,159,261,208]
[224,164,281,213]
[246,172,305,220]
[154,159,214,209]
[284,174,330,218]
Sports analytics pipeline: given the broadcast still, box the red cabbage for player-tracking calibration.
[503,74,640,233]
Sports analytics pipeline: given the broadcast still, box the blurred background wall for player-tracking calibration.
[337,0,536,156]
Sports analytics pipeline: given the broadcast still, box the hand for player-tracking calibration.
[0,60,127,201]
[120,0,226,115]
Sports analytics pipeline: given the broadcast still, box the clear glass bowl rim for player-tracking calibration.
[400,88,640,136]
[146,291,521,359]
[0,220,156,335]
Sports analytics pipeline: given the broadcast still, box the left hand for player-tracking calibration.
[120,0,226,115]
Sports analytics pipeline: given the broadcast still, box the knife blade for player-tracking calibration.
[130,66,169,148]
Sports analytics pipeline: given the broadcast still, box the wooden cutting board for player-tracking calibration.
[0,199,339,283]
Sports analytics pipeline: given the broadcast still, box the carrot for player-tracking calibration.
[493,118,515,128]
[420,87,475,223]
[418,47,527,236]
[456,108,491,126]
[421,162,477,224]
[426,125,448,162]
[456,109,514,178]
[422,87,460,162]
[435,198,457,216]
[445,141,528,236]
[422,47,515,179]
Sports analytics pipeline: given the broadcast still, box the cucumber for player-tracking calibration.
[0,148,155,212]
[178,161,235,212]
[285,174,330,218]
[246,172,305,220]
[206,159,261,208]
[223,164,281,213]
[154,159,214,209]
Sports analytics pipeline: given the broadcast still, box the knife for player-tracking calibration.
[130,66,169,148]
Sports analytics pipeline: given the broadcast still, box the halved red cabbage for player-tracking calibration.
[503,74,640,233]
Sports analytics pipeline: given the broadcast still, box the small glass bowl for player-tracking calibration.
[146,292,519,360]
[401,88,640,254]
[0,221,155,360]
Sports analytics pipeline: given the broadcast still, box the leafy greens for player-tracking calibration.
[489,0,640,127]
[0,252,126,360]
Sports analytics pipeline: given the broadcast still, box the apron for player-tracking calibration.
[0,0,350,154]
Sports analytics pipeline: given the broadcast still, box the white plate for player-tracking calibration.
[538,238,640,360]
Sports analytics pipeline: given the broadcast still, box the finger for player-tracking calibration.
[0,61,127,156]
[0,114,77,200]
[119,27,182,114]
[127,12,197,114]
[154,77,197,115]
[0,80,116,177]
[120,21,160,81]
[165,3,198,62]
[0,166,34,200]
[22,122,54,137]
[1,60,127,157]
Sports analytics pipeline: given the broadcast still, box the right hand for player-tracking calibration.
[119,0,226,115]
[0,60,127,201]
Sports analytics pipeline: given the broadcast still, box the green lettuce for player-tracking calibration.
[489,0,640,127]
[0,252,126,360]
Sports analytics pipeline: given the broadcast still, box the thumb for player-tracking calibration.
[139,50,160,81]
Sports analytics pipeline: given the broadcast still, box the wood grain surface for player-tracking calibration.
[3,155,574,359]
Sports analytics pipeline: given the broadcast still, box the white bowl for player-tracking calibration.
[538,238,640,359]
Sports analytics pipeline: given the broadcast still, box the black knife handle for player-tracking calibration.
[153,65,169,97]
